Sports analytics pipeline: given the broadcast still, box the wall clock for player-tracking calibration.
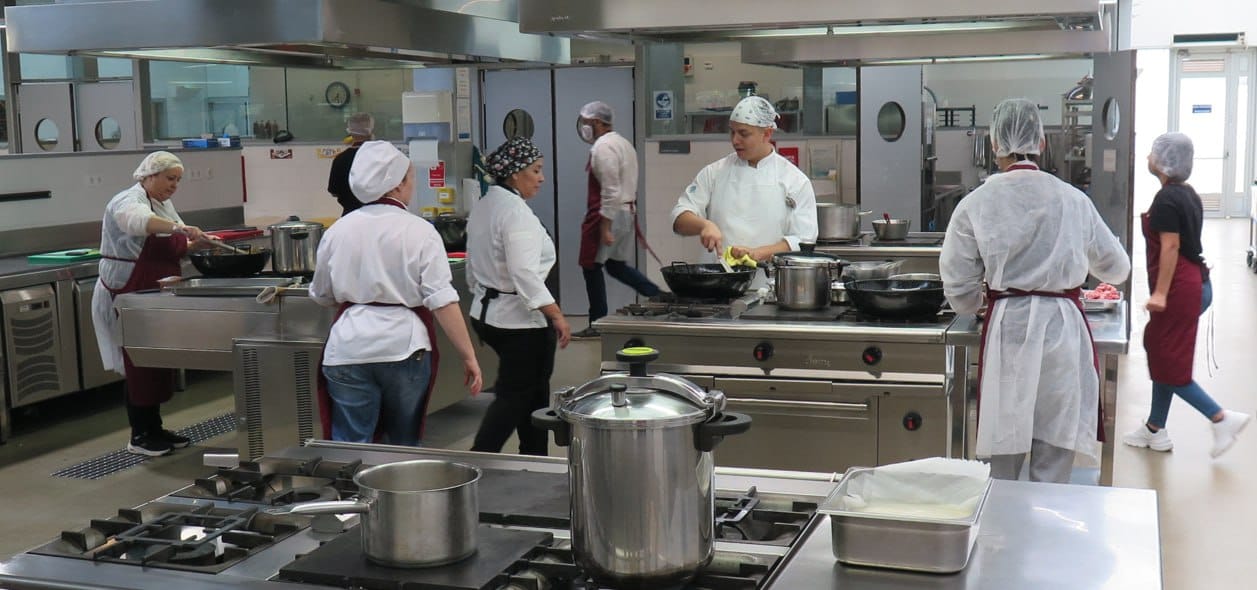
[325,81,351,109]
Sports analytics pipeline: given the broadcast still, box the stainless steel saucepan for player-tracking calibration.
[817,203,872,240]
[278,459,481,568]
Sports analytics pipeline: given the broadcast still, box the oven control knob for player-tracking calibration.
[862,347,882,366]
[753,342,774,362]
[903,412,923,431]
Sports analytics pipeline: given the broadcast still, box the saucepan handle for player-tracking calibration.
[530,408,572,447]
[277,500,371,515]
[695,412,752,452]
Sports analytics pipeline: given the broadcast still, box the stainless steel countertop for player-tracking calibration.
[596,312,954,344]
[945,301,1130,354]
[769,480,1161,589]
[0,254,99,290]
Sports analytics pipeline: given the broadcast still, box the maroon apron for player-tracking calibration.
[973,161,1104,443]
[1141,211,1203,385]
[578,157,662,270]
[314,197,441,441]
[102,232,188,406]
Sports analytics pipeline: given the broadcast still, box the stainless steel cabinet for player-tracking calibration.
[1,284,77,407]
[73,277,123,390]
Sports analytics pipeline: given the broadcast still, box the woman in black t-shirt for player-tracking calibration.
[1122,133,1250,458]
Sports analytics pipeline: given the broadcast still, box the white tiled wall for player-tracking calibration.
[241,144,347,227]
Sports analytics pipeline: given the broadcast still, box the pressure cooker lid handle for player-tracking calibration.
[531,407,571,447]
[695,411,753,452]
[615,346,659,377]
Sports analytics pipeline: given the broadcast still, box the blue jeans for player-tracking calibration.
[583,260,661,322]
[322,352,432,446]
[1148,279,1219,427]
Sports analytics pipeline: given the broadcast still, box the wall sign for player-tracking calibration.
[428,161,446,188]
[1192,104,1213,114]
[269,148,292,160]
[653,90,674,121]
[315,147,342,159]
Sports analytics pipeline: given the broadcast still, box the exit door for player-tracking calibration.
[1170,49,1255,218]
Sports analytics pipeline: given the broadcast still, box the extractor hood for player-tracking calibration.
[6,0,569,69]
[519,0,1110,64]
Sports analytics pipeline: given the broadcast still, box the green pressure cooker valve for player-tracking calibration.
[616,347,659,377]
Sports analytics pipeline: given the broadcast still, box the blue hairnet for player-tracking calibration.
[990,98,1044,157]
[1149,132,1194,181]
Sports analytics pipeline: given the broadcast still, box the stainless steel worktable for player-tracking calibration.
[0,255,99,290]
[945,301,1130,354]
[770,480,1161,589]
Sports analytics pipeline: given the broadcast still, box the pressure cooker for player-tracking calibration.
[268,216,324,275]
[532,347,751,589]
[772,248,846,311]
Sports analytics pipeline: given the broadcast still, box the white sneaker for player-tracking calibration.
[1122,425,1173,451]
[1210,411,1252,458]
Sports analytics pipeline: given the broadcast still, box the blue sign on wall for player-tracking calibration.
[1192,104,1213,114]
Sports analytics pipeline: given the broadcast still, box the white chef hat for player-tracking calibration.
[729,96,778,129]
[579,101,614,124]
[990,98,1044,157]
[1149,132,1194,181]
[349,141,412,202]
[132,151,183,180]
[346,112,374,137]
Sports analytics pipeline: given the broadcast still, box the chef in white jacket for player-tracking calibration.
[672,96,817,288]
[939,98,1130,482]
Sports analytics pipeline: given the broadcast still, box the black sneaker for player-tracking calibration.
[156,429,191,449]
[571,327,601,339]
[127,434,173,457]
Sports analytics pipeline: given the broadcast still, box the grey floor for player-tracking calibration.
[2,219,1255,590]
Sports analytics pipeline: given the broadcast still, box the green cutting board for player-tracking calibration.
[28,248,102,264]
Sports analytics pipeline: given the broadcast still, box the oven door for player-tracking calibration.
[712,377,879,473]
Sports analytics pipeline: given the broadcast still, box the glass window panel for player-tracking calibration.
[281,68,407,141]
[19,54,71,80]
[147,61,250,139]
[96,58,133,78]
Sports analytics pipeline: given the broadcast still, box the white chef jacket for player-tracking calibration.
[939,165,1130,460]
[310,203,459,366]
[671,151,818,288]
[590,131,637,218]
[92,183,185,373]
[465,185,556,329]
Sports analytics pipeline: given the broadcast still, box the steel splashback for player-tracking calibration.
[520,0,1109,65]
[6,0,569,69]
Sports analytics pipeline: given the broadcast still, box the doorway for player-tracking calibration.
[1169,48,1255,218]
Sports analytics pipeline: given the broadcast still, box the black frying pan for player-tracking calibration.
[189,245,271,278]
[659,262,756,300]
[844,278,946,319]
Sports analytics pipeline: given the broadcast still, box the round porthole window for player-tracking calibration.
[95,117,122,149]
[503,109,535,140]
[1102,97,1121,141]
[35,118,60,151]
[877,102,906,142]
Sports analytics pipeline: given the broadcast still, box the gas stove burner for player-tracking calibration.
[714,488,816,546]
[33,502,308,573]
[503,541,776,590]
[815,237,863,246]
[621,298,733,319]
[172,456,365,505]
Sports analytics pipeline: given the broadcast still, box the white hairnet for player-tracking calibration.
[1150,132,1194,181]
[579,101,614,124]
[349,141,411,202]
[729,96,778,129]
[346,112,374,137]
[990,98,1044,157]
[132,151,183,181]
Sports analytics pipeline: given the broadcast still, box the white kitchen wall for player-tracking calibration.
[1131,0,1257,47]
[0,149,242,232]
[1133,49,1173,214]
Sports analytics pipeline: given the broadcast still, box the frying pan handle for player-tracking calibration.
[531,408,571,447]
[695,412,752,452]
[274,500,371,515]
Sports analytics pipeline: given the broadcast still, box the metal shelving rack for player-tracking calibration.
[1061,97,1093,189]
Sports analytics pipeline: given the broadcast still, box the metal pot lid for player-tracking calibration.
[774,251,841,267]
[269,217,325,232]
[557,373,723,428]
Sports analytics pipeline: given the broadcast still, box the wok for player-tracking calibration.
[432,214,467,252]
[844,278,946,319]
[189,244,271,278]
[660,262,756,300]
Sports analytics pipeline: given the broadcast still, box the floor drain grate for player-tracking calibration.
[51,413,237,480]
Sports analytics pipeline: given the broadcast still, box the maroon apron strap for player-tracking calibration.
[316,301,441,442]
[579,157,603,270]
[979,286,1104,443]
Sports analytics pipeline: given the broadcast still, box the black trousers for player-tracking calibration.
[469,319,557,456]
[125,396,163,439]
